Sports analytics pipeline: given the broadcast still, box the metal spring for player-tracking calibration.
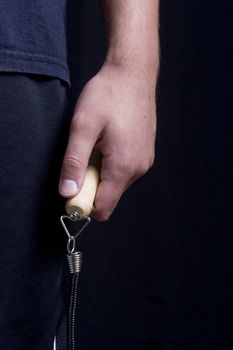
[67,251,82,274]
[69,211,80,221]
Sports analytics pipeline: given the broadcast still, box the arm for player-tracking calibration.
[100,0,159,75]
[59,0,160,221]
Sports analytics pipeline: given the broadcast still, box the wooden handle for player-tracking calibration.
[65,150,101,218]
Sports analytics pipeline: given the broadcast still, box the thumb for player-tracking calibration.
[59,119,96,198]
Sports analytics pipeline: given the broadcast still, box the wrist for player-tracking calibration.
[106,44,158,70]
[101,55,158,90]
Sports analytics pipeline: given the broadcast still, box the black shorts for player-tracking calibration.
[0,73,70,350]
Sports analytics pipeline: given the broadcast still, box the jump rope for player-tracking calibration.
[60,150,100,350]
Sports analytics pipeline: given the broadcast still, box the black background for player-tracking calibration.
[65,1,233,349]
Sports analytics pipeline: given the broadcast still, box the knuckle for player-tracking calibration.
[70,113,87,131]
[136,162,150,177]
[63,153,84,170]
[71,117,96,140]
[114,151,156,180]
[115,157,135,180]
[136,150,156,176]
[71,110,95,128]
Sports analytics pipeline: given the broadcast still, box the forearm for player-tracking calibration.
[100,0,159,77]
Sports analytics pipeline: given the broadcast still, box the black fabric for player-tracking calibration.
[0,73,71,349]
[0,1,70,86]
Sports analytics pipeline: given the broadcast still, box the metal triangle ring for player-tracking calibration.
[60,213,91,241]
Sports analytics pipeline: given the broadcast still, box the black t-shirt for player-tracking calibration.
[0,0,70,86]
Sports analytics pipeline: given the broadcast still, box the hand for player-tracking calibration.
[59,62,157,221]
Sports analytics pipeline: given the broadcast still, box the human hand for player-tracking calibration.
[59,62,157,221]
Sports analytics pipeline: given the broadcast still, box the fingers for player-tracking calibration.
[91,161,125,221]
[91,145,155,221]
[59,117,97,198]
[91,180,123,221]
[91,154,134,221]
